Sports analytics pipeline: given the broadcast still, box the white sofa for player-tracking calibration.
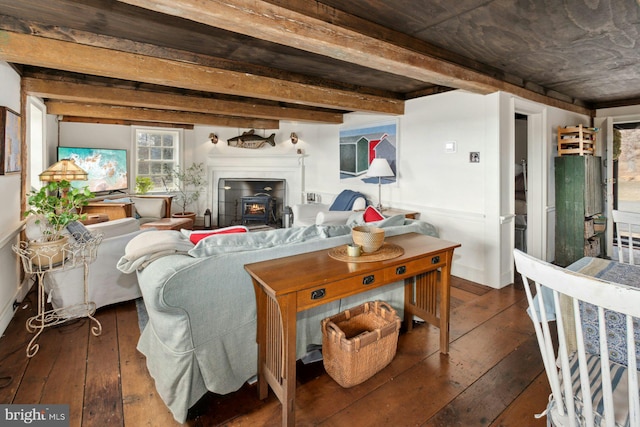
[43,217,151,309]
[292,191,367,226]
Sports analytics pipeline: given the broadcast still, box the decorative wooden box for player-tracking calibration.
[557,124,597,156]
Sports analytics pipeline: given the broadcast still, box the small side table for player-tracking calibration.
[13,233,103,357]
[382,208,420,219]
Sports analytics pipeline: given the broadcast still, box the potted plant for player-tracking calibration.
[162,162,205,226]
[24,180,94,266]
[135,176,154,194]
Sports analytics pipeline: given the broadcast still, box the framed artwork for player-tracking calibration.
[339,120,398,184]
[0,107,21,175]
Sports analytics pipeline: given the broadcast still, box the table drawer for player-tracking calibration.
[297,270,386,310]
[384,251,445,281]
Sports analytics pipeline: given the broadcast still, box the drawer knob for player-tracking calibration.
[396,266,406,275]
[362,275,375,285]
[431,256,440,264]
[311,289,326,300]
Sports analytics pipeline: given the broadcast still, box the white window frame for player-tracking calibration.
[133,127,183,192]
[27,96,47,191]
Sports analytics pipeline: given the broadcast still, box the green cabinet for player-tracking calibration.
[555,155,603,267]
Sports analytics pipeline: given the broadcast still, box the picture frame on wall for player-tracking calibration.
[338,120,398,184]
[0,107,21,175]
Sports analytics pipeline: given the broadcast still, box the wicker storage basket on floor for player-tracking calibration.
[321,300,401,388]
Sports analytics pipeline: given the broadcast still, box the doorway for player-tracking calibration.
[613,122,640,213]
[502,97,547,287]
[512,98,546,262]
[514,113,528,252]
[610,122,640,260]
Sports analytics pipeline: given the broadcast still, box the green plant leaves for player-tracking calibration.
[25,180,95,241]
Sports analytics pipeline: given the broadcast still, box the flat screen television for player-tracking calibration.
[57,146,128,193]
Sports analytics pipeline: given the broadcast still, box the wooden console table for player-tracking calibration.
[81,201,133,220]
[245,233,460,426]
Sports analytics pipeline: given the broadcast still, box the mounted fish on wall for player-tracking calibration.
[227,129,276,149]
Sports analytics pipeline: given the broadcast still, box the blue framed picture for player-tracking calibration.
[339,121,397,183]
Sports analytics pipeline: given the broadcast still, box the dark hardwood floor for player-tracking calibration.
[0,276,550,426]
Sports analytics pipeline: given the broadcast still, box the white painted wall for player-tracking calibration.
[0,62,24,335]
[299,91,503,285]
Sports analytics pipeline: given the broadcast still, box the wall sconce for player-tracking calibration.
[290,132,298,144]
[209,133,218,144]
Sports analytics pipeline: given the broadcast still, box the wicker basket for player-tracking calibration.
[321,300,400,388]
[351,225,385,253]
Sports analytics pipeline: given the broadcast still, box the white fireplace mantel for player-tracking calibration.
[207,154,306,226]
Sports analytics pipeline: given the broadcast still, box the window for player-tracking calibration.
[134,128,181,191]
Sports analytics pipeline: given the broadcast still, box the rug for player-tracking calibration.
[135,297,148,332]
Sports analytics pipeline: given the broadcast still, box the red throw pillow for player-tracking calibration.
[363,206,384,222]
[189,225,248,244]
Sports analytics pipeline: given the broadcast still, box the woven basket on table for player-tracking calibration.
[321,300,401,388]
[351,225,385,253]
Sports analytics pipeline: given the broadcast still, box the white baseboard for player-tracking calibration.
[0,275,34,337]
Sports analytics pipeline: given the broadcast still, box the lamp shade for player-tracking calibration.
[366,158,394,178]
[39,158,89,182]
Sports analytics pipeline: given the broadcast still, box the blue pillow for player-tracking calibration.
[66,221,92,243]
[103,197,132,203]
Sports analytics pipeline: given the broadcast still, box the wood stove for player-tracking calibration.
[241,195,276,225]
[217,179,285,227]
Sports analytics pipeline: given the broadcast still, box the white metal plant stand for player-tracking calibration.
[12,233,103,357]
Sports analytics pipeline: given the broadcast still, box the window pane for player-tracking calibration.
[150,147,162,160]
[151,176,164,188]
[150,163,164,174]
[138,147,149,160]
[162,134,174,146]
[135,128,180,192]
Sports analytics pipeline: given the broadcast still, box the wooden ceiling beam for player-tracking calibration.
[45,101,280,128]
[0,30,403,115]
[119,0,591,116]
[116,0,507,94]
[60,116,194,129]
[23,77,344,124]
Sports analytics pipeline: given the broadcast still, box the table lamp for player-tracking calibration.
[39,158,88,182]
[366,158,395,210]
[39,158,89,197]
